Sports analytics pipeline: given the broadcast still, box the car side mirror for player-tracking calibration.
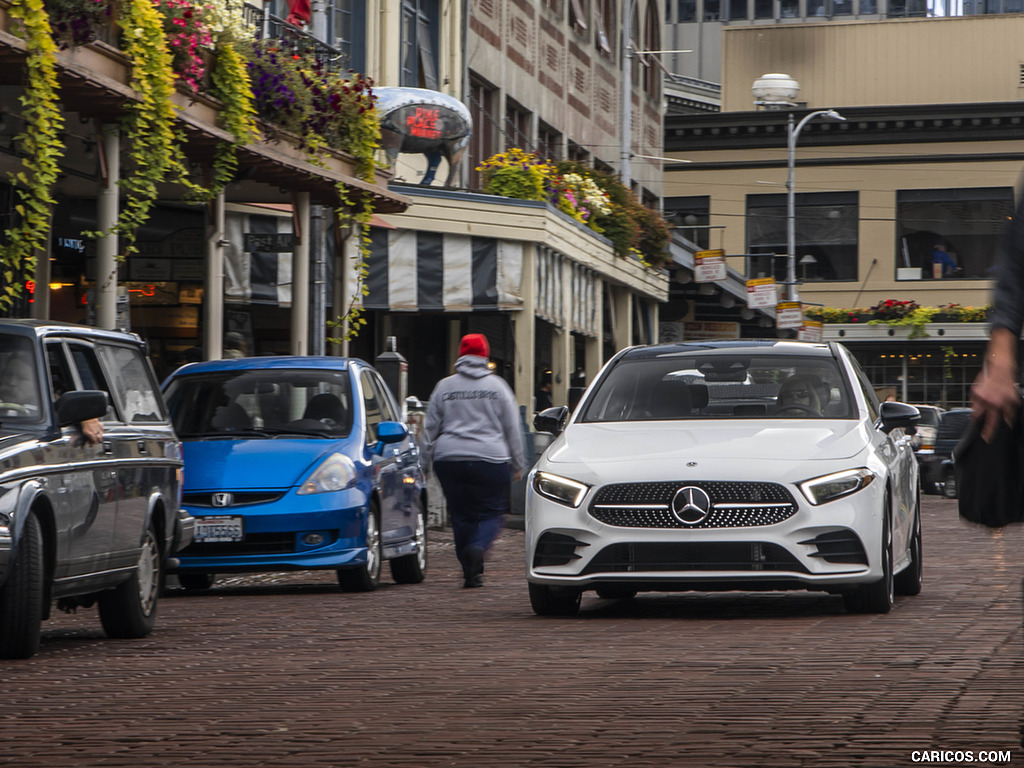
[878,401,920,434]
[377,420,409,445]
[534,405,569,436]
[55,390,108,427]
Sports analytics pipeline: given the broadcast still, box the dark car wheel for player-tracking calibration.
[0,513,45,659]
[178,573,216,591]
[98,525,162,638]
[895,501,923,596]
[529,582,582,616]
[843,497,894,615]
[390,500,427,585]
[338,502,382,592]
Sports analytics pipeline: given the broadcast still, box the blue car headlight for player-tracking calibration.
[799,468,875,506]
[533,471,590,508]
[297,453,357,495]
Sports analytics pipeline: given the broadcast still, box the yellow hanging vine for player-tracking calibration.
[1,0,64,309]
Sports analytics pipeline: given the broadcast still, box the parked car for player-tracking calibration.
[918,408,972,498]
[162,356,428,591]
[909,404,944,456]
[526,340,922,616]
[0,320,189,659]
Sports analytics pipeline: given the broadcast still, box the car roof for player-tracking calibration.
[618,339,836,361]
[0,318,146,346]
[168,356,363,376]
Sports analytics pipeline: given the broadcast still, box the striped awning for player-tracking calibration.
[536,247,599,337]
[362,229,523,311]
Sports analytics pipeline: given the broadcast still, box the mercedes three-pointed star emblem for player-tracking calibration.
[670,486,712,525]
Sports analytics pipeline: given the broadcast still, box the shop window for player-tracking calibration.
[728,0,749,17]
[831,0,853,14]
[537,122,562,162]
[808,0,827,14]
[886,0,926,15]
[401,0,439,88]
[704,0,722,19]
[329,0,365,73]
[677,0,698,21]
[780,0,799,15]
[505,100,531,151]
[665,196,710,249]
[895,187,1013,280]
[754,0,773,16]
[467,76,498,190]
[745,191,859,283]
[567,141,590,164]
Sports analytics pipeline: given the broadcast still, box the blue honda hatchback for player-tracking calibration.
[162,357,428,591]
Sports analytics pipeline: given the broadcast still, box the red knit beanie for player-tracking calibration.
[459,333,490,358]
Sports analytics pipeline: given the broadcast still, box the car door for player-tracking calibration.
[359,368,404,545]
[366,368,420,541]
[43,338,119,580]
[93,341,171,570]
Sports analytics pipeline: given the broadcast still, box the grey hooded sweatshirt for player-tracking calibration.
[424,355,526,472]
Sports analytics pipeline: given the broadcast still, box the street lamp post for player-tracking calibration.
[786,109,845,302]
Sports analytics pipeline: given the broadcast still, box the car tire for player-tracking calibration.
[390,500,427,585]
[894,501,923,596]
[595,583,638,600]
[0,513,45,659]
[843,497,894,615]
[178,573,216,591]
[98,524,162,638]
[942,469,958,499]
[529,582,582,616]
[338,501,382,592]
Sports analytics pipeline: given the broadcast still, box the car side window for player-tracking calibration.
[360,370,383,444]
[369,372,399,422]
[44,342,75,400]
[67,343,118,422]
[96,344,164,423]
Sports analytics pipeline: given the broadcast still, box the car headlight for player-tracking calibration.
[533,471,590,508]
[297,453,357,495]
[799,468,875,506]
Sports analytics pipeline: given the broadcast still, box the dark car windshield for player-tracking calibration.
[579,352,855,422]
[164,369,353,438]
[0,335,45,424]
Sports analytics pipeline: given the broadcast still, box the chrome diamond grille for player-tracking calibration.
[589,481,797,529]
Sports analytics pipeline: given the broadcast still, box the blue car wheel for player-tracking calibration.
[337,501,381,592]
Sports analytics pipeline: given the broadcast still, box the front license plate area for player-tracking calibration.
[195,516,244,543]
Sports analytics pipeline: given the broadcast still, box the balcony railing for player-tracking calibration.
[242,2,349,73]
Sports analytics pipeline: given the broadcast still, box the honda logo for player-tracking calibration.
[211,493,234,508]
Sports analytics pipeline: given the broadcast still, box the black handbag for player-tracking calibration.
[953,410,1024,527]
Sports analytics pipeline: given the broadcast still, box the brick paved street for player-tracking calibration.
[1,496,1021,768]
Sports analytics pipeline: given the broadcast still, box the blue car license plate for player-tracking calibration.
[195,516,244,543]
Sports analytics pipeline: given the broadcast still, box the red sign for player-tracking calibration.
[407,108,441,140]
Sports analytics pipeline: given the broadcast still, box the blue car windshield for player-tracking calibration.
[165,369,353,438]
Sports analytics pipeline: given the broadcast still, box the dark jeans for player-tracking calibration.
[434,459,512,576]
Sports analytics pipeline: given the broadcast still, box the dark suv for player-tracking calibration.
[0,320,191,658]
[918,408,972,497]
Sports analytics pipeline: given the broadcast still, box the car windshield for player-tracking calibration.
[579,352,855,422]
[164,369,353,438]
[0,335,44,423]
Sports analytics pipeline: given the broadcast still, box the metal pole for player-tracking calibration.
[620,0,634,188]
[786,112,797,303]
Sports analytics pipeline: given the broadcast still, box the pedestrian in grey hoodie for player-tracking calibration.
[424,333,526,588]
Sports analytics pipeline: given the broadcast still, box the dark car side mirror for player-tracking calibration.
[534,405,569,436]
[55,390,108,427]
[377,420,409,445]
[878,401,921,435]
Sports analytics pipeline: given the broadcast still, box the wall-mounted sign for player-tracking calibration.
[694,249,727,282]
[244,233,295,253]
[684,321,740,340]
[746,277,777,309]
[123,281,179,305]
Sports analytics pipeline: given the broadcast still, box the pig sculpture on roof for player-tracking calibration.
[374,87,473,188]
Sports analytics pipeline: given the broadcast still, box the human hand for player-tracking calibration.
[513,469,523,482]
[80,418,104,446]
[971,329,1020,442]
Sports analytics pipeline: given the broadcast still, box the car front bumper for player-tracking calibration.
[525,482,886,592]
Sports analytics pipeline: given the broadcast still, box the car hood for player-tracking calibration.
[182,437,356,491]
[542,420,871,478]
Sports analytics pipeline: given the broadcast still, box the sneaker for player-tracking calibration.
[463,574,484,588]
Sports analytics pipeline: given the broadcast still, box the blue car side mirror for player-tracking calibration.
[377,421,409,445]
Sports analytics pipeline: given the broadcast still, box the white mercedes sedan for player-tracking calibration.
[525,340,922,616]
